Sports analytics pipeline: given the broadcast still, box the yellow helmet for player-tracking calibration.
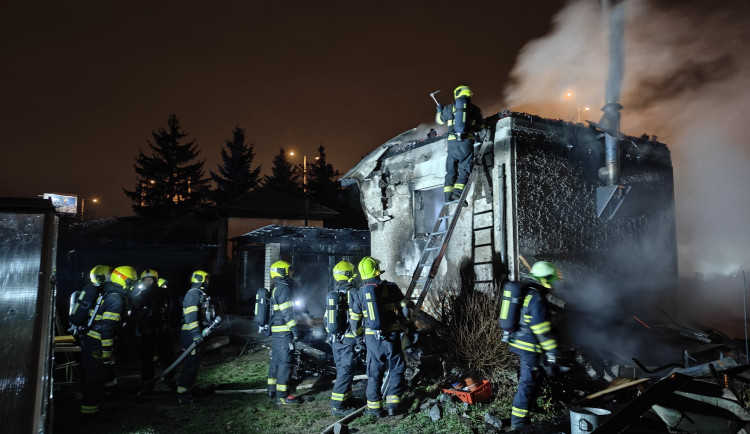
[332,260,356,282]
[140,268,159,280]
[157,278,168,288]
[454,85,472,99]
[357,256,381,280]
[191,270,210,287]
[530,261,562,289]
[89,265,112,284]
[111,266,138,290]
[270,260,291,279]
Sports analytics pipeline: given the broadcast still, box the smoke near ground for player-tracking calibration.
[502,0,750,277]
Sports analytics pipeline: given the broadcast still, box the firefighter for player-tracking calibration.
[177,270,210,404]
[79,265,137,421]
[354,256,409,417]
[435,85,484,202]
[267,260,301,405]
[132,269,176,396]
[325,260,363,416]
[507,261,562,431]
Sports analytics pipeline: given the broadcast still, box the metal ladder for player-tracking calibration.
[405,131,493,320]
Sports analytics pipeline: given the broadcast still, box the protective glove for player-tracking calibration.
[436,104,443,113]
[354,342,365,354]
[545,352,558,366]
[288,341,297,351]
[193,335,204,346]
[292,330,300,342]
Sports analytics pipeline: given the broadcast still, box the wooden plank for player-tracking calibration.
[585,377,650,400]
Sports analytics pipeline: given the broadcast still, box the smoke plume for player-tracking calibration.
[503,0,750,276]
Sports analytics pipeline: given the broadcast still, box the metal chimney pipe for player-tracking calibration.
[601,0,625,186]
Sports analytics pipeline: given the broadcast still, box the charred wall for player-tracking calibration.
[507,116,677,318]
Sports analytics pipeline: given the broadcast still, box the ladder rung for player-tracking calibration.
[474,243,492,248]
[473,261,493,266]
[437,215,454,221]
[473,226,493,231]
[424,246,441,251]
[431,230,448,236]
[473,210,492,216]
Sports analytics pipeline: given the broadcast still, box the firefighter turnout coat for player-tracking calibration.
[268,275,299,400]
[80,282,128,416]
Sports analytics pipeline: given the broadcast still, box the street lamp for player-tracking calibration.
[288,151,319,227]
[564,90,590,123]
[80,197,100,221]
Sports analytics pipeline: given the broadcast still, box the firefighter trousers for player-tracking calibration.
[444,138,474,192]
[80,335,107,415]
[177,330,201,392]
[330,336,356,408]
[140,327,175,384]
[510,347,543,427]
[365,332,405,411]
[268,333,293,398]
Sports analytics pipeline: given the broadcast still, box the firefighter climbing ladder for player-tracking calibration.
[405,131,494,320]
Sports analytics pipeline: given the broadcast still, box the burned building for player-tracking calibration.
[342,112,677,324]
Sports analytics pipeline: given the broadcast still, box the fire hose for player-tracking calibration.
[157,316,223,381]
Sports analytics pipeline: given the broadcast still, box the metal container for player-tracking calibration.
[569,407,611,434]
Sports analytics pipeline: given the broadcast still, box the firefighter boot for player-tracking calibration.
[277,395,300,406]
[331,406,356,417]
[387,405,402,417]
[366,408,384,418]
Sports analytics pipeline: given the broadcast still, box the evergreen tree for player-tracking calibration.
[307,145,342,209]
[261,148,301,194]
[123,114,209,219]
[209,126,261,204]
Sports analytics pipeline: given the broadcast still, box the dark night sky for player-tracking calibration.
[0,1,564,218]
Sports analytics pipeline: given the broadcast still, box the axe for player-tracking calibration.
[429,90,441,107]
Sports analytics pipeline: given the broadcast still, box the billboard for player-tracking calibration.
[42,193,78,216]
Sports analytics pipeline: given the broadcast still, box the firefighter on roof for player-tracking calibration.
[325,260,363,416]
[132,268,176,396]
[353,256,409,417]
[435,85,484,202]
[177,270,210,404]
[506,261,561,431]
[79,265,137,421]
[267,260,301,405]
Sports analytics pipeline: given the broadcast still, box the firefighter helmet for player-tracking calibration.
[158,278,167,288]
[111,266,138,290]
[454,85,472,99]
[270,260,291,279]
[530,261,562,289]
[357,256,382,280]
[332,260,356,282]
[191,270,210,287]
[140,268,159,280]
[90,265,112,285]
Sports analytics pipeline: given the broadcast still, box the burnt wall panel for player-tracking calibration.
[512,123,677,303]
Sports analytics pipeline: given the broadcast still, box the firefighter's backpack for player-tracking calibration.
[69,283,103,330]
[452,98,467,136]
[325,289,348,335]
[498,281,528,333]
[254,287,271,327]
[364,282,393,331]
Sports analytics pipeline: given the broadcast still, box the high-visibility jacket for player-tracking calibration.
[181,286,206,341]
[270,276,298,336]
[85,282,127,354]
[507,283,559,354]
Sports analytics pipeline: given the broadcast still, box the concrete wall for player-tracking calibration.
[352,114,676,321]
